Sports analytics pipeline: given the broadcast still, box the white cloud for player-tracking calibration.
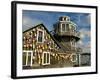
[82,41,91,53]
[22,16,42,31]
[76,28,91,53]
[76,40,90,53]
[77,40,83,45]
[79,28,91,39]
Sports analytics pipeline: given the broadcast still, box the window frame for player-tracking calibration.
[42,52,50,65]
[37,29,44,43]
[71,54,77,62]
[61,23,69,32]
[23,50,33,66]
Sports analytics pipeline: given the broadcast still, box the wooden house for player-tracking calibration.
[23,24,60,68]
[23,16,83,69]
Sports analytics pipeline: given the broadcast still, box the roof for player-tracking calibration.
[23,23,61,48]
[23,23,72,53]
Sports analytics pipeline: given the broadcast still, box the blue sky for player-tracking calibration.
[22,10,91,53]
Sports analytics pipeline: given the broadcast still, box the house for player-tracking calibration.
[22,16,83,69]
[23,24,60,68]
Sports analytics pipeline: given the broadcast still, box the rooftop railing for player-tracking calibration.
[58,30,80,38]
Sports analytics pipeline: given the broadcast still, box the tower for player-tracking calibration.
[54,16,81,65]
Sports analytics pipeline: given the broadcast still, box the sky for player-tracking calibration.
[22,10,91,53]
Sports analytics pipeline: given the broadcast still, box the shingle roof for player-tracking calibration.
[23,23,71,53]
[23,23,60,48]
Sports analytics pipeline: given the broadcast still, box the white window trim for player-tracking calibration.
[61,23,65,32]
[42,52,50,65]
[71,54,77,62]
[23,50,33,66]
[61,23,69,32]
[37,29,44,43]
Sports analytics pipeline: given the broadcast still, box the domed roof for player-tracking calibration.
[59,16,70,21]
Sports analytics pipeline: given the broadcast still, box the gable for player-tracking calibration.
[23,24,60,51]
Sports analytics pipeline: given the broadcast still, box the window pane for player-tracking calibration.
[32,52,35,64]
[47,53,49,63]
[66,24,69,31]
[27,52,31,65]
[23,52,27,65]
[62,24,65,31]
[38,37,42,42]
[72,55,76,61]
[44,53,46,63]
[38,31,43,42]
[64,17,66,21]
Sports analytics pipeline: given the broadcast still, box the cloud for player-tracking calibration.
[79,28,91,39]
[22,16,42,31]
[76,28,91,53]
[77,40,91,53]
[82,41,91,53]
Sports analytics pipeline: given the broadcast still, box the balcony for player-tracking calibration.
[71,47,82,52]
[58,31,80,39]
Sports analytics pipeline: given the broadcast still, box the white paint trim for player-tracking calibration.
[78,54,81,66]
[23,50,33,66]
[37,28,44,43]
[61,23,66,32]
[30,52,33,66]
[42,52,50,65]
[61,23,70,32]
[71,54,77,62]
[23,50,33,53]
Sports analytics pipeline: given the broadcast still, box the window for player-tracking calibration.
[22,50,33,66]
[44,53,46,63]
[42,52,50,65]
[47,53,50,63]
[27,52,31,65]
[37,30,44,43]
[61,24,69,32]
[66,24,69,31]
[38,31,43,42]
[71,39,75,46]
[23,52,27,66]
[62,24,66,32]
[50,41,54,49]
[64,17,66,21]
[71,54,77,62]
